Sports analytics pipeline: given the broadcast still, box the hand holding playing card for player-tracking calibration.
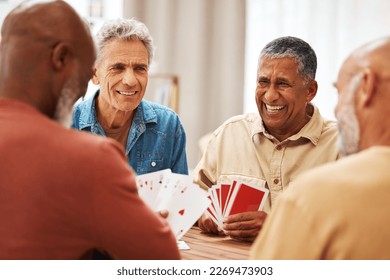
[203,179,269,241]
[136,170,210,240]
[222,210,268,242]
[198,213,223,235]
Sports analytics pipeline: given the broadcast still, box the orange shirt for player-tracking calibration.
[0,98,179,259]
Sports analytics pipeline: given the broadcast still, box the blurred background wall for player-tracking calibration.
[122,0,245,171]
[1,0,390,170]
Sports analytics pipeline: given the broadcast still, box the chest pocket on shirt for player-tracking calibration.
[136,158,165,174]
[134,128,167,174]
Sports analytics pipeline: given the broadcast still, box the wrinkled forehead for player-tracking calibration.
[257,56,299,76]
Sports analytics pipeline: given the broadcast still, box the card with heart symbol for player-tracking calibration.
[135,169,172,210]
[164,181,210,240]
[136,169,210,240]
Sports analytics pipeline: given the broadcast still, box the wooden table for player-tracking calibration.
[180,227,251,260]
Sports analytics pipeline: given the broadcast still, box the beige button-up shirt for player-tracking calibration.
[193,104,339,213]
[251,147,390,259]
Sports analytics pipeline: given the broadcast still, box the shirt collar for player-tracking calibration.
[78,91,98,129]
[77,91,158,129]
[251,103,324,145]
[139,99,158,124]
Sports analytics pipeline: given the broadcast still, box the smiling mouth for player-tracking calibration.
[264,104,286,112]
[117,91,137,96]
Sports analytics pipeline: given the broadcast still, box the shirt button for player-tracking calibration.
[273,178,279,184]
[276,146,282,150]
[151,161,156,167]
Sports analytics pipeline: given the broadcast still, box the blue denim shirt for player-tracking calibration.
[72,91,188,175]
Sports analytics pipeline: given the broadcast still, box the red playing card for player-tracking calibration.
[225,182,267,216]
[206,195,218,220]
[219,183,229,213]
[220,181,236,216]
[223,180,238,216]
[215,187,221,209]
[215,187,222,218]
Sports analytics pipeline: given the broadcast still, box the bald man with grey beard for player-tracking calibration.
[0,0,179,260]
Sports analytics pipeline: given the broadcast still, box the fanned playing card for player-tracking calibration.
[135,169,172,209]
[205,178,269,227]
[224,181,269,216]
[165,183,211,240]
[155,173,195,211]
[205,190,223,228]
[136,169,210,240]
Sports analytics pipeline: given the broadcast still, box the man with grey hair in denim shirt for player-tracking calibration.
[72,18,188,176]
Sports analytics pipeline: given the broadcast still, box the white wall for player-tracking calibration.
[0,0,122,36]
[64,0,123,99]
[0,0,21,25]
[122,0,246,169]
[245,0,390,121]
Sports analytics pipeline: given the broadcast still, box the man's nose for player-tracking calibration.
[122,69,137,86]
[264,84,279,103]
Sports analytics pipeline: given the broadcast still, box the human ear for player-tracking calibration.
[358,68,376,107]
[91,65,99,85]
[306,80,318,102]
[51,43,70,71]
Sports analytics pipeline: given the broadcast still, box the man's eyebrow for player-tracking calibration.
[275,77,290,83]
[108,61,125,67]
[134,62,148,67]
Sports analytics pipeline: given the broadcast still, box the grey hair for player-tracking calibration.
[259,36,317,82]
[96,18,154,66]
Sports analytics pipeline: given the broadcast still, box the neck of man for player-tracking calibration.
[96,96,135,130]
[267,104,313,142]
[0,80,56,119]
[360,133,390,151]
[358,105,390,150]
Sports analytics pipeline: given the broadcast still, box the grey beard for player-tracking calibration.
[337,105,360,157]
[54,79,79,128]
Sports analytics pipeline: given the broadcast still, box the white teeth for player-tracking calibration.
[265,104,285,112]
[118,91,136,96]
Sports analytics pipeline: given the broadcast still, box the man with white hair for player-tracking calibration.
[72,18,188,175]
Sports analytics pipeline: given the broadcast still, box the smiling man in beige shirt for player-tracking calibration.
[251,36,390,259]
[193,36,338,242]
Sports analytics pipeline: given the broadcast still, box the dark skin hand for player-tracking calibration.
[223,211,268,242]
[198,211,268,242]
[198,213,222,234]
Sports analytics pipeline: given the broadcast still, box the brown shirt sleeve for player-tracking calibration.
[83,140,180,259]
